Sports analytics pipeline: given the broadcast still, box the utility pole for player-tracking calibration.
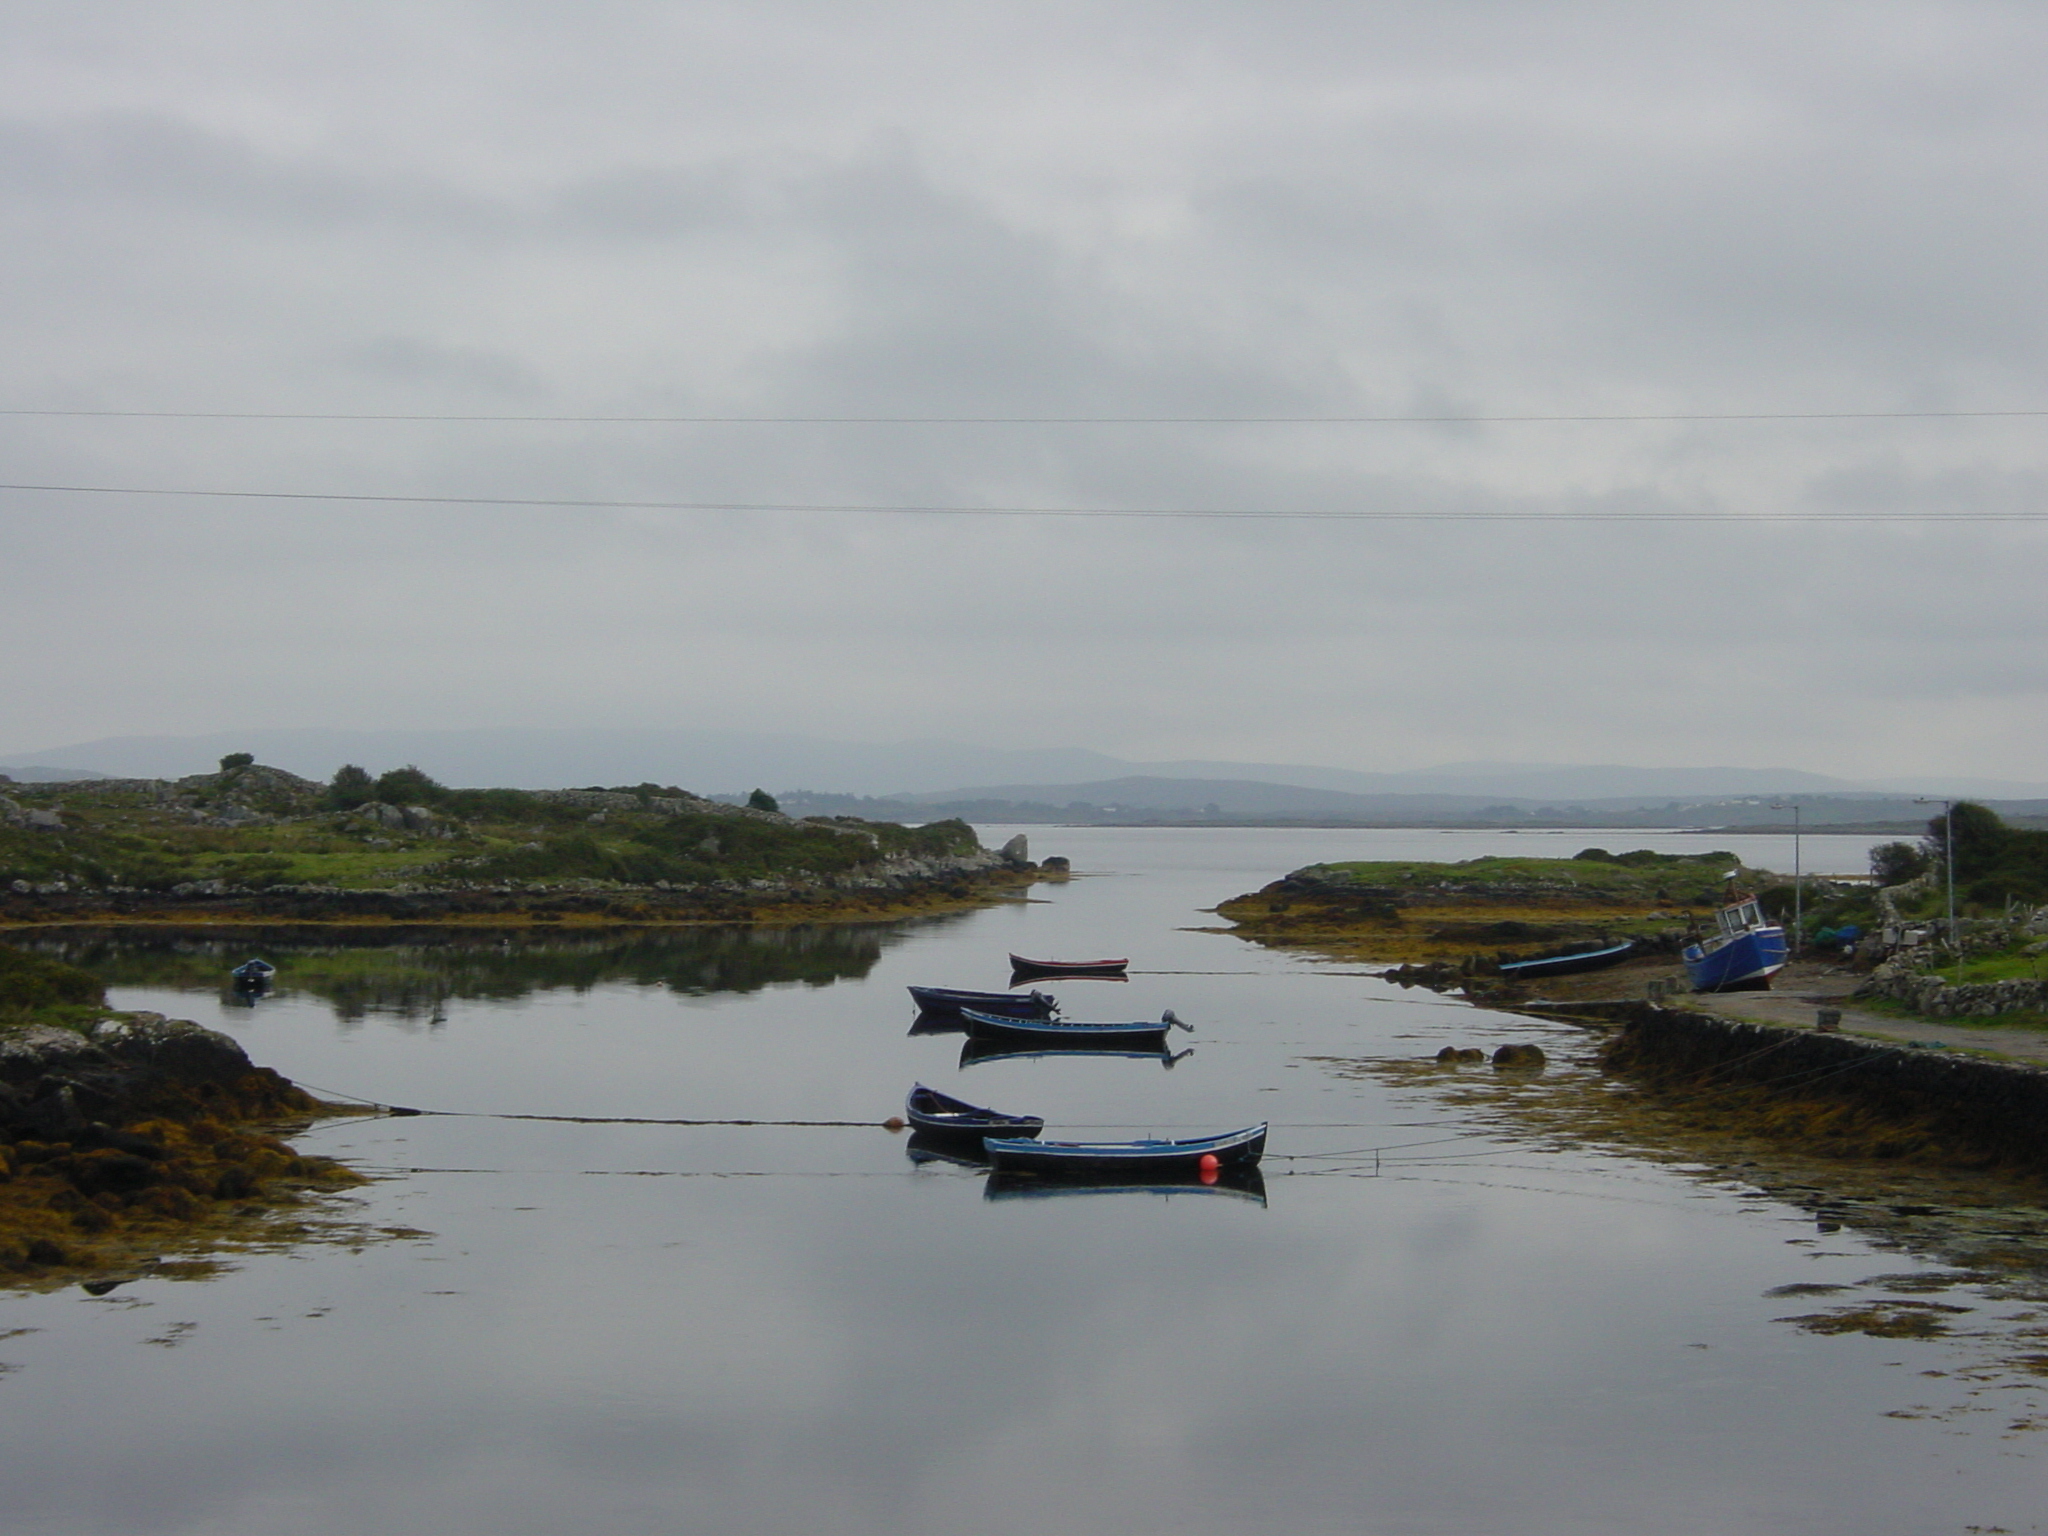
[1769,801,1804,955]
[1915,797,1958,976]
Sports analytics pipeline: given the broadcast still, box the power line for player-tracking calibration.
[0,480,2038,521]
[4,407,2047,425]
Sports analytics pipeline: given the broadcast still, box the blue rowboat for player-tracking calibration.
[982,1123,1267,1181]
[904,1083,1043,1143]
[907,985,1057,1019]
[1498,939,1636,980]
[958,1007,1190,1049]
[1682,895,1787,992]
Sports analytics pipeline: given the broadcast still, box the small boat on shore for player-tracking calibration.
[904,1083,1044,1144]
[959,1007,1188,1049]
[1008,954,1129,979]
[983,1123,1267,1181]
[907,985,1057,1019]
[1683,893,1787,992]
[1497,939,1636,980]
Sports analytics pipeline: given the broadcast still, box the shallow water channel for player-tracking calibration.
[3,826,2041,1535]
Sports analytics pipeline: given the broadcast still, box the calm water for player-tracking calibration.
[3,827,2038,1535]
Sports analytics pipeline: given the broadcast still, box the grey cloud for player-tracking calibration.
[0,2,2044,780]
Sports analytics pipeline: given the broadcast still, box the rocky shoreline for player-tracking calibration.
[1,1012,363,1290]
[0,852,1042,928]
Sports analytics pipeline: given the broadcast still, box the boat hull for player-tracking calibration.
[903,1084,1044,1144]
[1008,954,1129,980]
[1497,939,1636,980]
[907,986,1056,1019]
[958,1008,1169,1050]
[1682,927,1788,991]
[983,1124,1267,1181]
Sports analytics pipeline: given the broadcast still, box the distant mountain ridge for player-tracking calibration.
[5,726,2043,804]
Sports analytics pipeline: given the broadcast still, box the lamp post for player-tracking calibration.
[1915,797,1958,975]
[1770,801,1802,956]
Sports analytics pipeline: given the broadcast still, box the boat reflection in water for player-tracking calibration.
[903,1130,994,1169]
[984,1166,1267,1206]
[957,1037,1194,1070]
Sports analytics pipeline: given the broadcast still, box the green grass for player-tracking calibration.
[2,772,983,897]
[1944,950,2048,985]
[1293,851,1747,906]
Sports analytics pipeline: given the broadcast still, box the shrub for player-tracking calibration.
[747,788,781,813]
[218,752,255,772]
[1870,841,1929,886]
[374,765,444,807]
[326,764,375,810]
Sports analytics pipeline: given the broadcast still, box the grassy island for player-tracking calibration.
[0,761,1031,926]
[1215,847,1769,968]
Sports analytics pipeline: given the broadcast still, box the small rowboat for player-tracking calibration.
[230,958,276,987]
[907,985,1057,1019]
[983,1123,1267,1181]
[958,1007,1190,1049]
[1497,939,1636,980]
[1008,954,1129,979]
[904,1083,1043,1142]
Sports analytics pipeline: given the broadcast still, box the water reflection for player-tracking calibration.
[958,1038,1195,1069]
[984,1166,1268,1205]
[19,922,910,1020]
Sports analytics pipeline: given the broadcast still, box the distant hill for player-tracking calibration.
[774,777,2048,831]
[7,727,2043,807]
[0,764,109,782]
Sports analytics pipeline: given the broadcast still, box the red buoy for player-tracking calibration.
[1198,1152,1221,1183]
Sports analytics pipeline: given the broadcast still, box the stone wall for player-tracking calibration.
[1595,1002,2048,1177]
[1855,964,2047,1018]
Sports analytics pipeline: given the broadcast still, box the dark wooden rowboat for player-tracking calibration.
[1008,954,1129,979]
[982,1123,1267,1181]
[1496,939,1636,980]
[904,1083,1044,1143]
[907,985,1057,1019]
[230,958,276,982]
[958,1007,1189,1049]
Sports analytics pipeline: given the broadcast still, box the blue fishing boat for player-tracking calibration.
[982,1123,1267,1181]
[958,1007,1189,1049]
[1497,938,1636,980]
[1682,894,1787,992]
[907,985,1057,1019]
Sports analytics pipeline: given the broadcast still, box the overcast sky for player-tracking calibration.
[3,2,2044,781]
